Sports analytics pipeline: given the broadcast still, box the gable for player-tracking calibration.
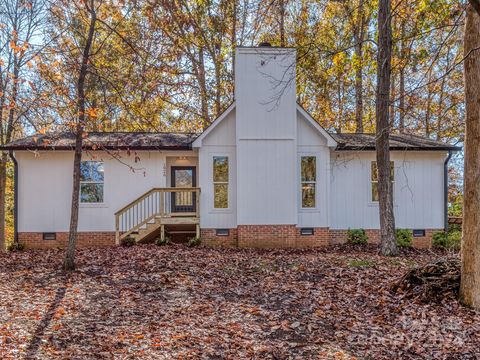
[202,108,236,146]
[192,102,336,149]
[296,105,337,147]
[297,111,328,146]
[192,103,235,147]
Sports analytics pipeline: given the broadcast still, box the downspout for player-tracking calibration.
[444,150,453,233]
[8,151,18,244]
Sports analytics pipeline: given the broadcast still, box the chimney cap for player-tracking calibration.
[258,42,272,47]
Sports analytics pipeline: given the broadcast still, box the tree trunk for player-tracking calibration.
[231,0,237,85]
[197,46,210,128]
[354,0,364,133]
[0,56,19,251]
[436,74,447,140]
[0,79,8,251]
[389,72,396,128]
[214,53,222,117]
[399,66,405,132]
[436,47,450,140]
[0,153,6,251]
[424,75,432,137]
[398,22,406,133]
[64,1,96,271]
[376,0,398,256]
[460,2,480,309]
[279,0,286,47]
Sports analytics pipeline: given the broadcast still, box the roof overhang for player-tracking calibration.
[4,145,193,151]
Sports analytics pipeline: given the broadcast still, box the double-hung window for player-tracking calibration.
[80,161,104,203]
[213,156,228,209]
[301,156,316,208]
[371,161,394,202]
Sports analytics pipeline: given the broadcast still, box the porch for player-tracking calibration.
[115,187,200,244]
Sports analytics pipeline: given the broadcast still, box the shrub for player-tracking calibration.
[396,229,413,248]
[448,230,462,250]
[346,229,368,245]
[7,242,25,252]
[155,236,170,246]
[121,237,136,247]
[187,237,202,247]
[433,230,461,250]
[432,231,448,248]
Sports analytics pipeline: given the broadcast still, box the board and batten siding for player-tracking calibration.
[235,47,298,225]
[296,110,330,228]
[330,151,447,230]
[198,109,237,229]
[16,150,174,233]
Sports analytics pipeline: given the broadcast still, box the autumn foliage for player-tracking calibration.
[0,245,478,358]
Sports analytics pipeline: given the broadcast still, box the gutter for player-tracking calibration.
[8,151,18,244]
[444,150,453,233]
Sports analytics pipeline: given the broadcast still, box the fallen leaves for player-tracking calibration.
[0,245,478,359]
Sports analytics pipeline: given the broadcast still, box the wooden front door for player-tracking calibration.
[171,166,196,213]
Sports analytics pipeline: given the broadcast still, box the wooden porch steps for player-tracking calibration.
[115,187,201,244]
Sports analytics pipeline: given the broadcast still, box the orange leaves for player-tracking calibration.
[87,107,99,119]
[0,247,478,358]
[243,305,261,316]
[53,307,66,320]
[23,1,33,10]
[9,39,28,54]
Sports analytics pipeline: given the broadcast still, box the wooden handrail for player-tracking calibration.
[115,187,201,245]
[114,187,201,216]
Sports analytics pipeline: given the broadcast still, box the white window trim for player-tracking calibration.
[80,161,105,205]
[300,155,318,210]
[368,160,396,206]
[212,154,231,212]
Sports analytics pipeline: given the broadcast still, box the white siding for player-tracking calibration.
[235,48,297,139]
[198,110,237,228]
[330,151,446,229]
[237,140,297,224]
[297,113,330,227]
[15,150,198,232]
[235,47,298,225]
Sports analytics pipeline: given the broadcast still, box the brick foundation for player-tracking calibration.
[237,225,330,248]
[203,227,438,249]
[201,228,238,247]
[329,229,439,248]
[18,228,440,249]
[18,232,115,249]
[412,229,437,249]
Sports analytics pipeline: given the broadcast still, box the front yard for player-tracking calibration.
[0,245,478,359]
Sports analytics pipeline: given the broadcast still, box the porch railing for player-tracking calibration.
[114,187,200,243]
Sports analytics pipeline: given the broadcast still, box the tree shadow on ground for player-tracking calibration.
[24,279,67,359]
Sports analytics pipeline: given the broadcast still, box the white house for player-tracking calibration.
[2,44,460,249]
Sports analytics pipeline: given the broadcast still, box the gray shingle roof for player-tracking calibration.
[1,132,199,151]
[331,133,461,151]
[1,131,461,152]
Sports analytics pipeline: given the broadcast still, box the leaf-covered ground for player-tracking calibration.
[0,245,478,359]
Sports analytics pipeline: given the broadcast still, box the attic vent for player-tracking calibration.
[258,42,272,47]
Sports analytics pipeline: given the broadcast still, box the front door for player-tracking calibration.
[171,166,196,213]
